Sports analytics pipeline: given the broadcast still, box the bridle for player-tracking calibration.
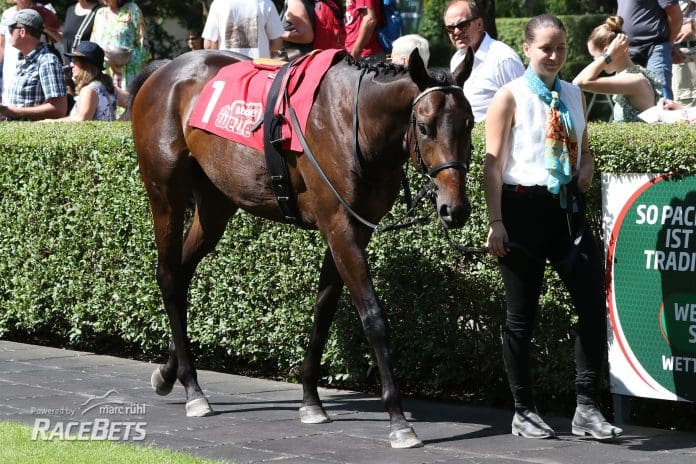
[404,84,473,232]
[409,85,471,179]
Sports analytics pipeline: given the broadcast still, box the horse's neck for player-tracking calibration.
[357,73,417,165]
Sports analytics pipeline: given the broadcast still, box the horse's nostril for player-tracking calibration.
[438,202,470,228]
[439,204,452,221]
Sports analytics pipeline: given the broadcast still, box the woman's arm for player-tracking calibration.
[350,6,379,60]
[573,61,649,97]
[573,33,654,106]
[576,95,593,193]
[484,87,515,257]
[572,53,608,89]
[575,72,650,96]
[573,33,632,93]
[281,0,314,44]
[69,86,98,121]
[115,87,129,108]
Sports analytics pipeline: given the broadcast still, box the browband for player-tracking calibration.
[412,85,463,107]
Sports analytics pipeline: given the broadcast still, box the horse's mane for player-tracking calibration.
[427,67,456,85]
[342,54,406,77]
[341,54,455,87]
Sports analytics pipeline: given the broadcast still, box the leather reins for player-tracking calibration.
[287,80,469,233]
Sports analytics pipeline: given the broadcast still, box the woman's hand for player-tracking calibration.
[659,97,684,110]
[606,33,629,60]
[486,220,509,257]
[577,172,593,193]
[675,22,694,44]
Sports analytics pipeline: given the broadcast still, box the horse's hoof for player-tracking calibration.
[299,405,331,424]
[150,367,174,396]
[185,398,214,417]
[389,427,423,449]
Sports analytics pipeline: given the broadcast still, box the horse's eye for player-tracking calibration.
[417,122,430,137]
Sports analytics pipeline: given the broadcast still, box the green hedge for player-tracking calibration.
[1,122,695,429]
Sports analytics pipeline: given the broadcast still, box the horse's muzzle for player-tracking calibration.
[438,199,471,229]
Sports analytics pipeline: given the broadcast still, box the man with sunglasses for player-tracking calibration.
[444,0,523,122]
[0,9,66,120]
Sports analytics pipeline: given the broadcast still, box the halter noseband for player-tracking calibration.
[410,85,469,178]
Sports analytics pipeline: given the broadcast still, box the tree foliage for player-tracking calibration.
[495,0,617,16]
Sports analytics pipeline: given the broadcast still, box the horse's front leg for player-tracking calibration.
[299,248,343,424]
[325,224,423,449]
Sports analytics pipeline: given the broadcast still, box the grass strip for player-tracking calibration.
[0,421,227,464]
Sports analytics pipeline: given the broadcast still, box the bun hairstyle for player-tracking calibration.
[588,15,624,50]
[524,14,566,44]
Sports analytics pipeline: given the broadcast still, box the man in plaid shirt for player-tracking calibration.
[0,9,66,120]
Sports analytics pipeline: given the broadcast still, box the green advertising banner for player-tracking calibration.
[603,174,696,402]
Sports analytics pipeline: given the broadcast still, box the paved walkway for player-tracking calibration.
[1,340,694,463]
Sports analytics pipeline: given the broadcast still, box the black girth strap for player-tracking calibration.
[263,61,301,226]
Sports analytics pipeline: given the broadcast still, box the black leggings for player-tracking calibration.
[498,189,607,409]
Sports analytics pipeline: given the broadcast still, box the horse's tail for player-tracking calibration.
[127,59,172,113]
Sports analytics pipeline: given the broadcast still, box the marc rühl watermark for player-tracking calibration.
[31,389,148,441]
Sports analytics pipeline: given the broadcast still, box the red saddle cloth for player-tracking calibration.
[188,49,342,152]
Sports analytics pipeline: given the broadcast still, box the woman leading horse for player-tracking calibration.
[130,48,474,448]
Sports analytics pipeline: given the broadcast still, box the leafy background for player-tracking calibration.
[1,122,695,431]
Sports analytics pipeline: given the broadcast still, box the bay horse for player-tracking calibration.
[130,48,474,448]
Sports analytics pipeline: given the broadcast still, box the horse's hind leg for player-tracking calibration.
[148,160,234,417]
[151,341,177,395]
[299,249,343,424]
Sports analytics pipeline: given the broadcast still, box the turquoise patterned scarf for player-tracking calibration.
[524,67,578,204]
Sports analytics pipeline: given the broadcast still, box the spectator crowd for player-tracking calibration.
[0,1,692,122]
[0,0,145,120]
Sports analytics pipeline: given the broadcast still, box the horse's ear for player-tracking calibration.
[407,49,429,91]
[452,47,474,87]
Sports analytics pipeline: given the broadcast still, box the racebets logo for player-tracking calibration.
[215,100,262,138]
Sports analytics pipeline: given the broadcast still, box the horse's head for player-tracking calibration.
[405,48,475,229]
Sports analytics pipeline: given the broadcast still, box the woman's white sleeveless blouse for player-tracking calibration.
[500,77,585,187]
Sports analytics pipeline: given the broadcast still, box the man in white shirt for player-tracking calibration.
[444,0,524,122]
[0,4,20,103]
[202,0,284,59]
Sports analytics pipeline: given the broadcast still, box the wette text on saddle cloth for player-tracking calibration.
[188,49,343,152]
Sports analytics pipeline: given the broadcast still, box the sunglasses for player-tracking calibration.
[445,17,479,34]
